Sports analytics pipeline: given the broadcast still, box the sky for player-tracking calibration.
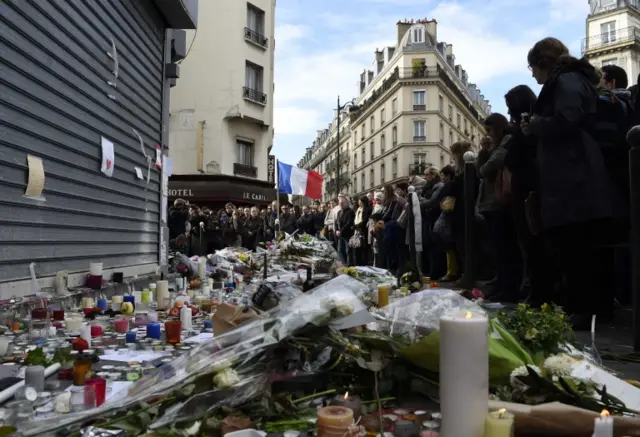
[272,0,590,165]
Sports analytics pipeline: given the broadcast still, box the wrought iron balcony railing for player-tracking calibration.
[581,26,640,52]
[234,163,258,178]
[244,27,268,48]
[243,87,267,105]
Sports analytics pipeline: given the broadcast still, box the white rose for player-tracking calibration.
[543,355,574,377]
[213,368,240,388]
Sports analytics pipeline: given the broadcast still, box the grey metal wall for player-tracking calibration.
[0,0,166,283]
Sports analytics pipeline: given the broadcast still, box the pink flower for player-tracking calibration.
[471,288,485,299]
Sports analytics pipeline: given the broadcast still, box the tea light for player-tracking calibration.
[594,410,613,437]
[439,311,488,437]
[485,408,514,437]
[330,392,362,420]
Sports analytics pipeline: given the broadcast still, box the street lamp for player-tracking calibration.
[336,96,359,196]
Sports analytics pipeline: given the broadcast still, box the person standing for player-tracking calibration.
[243,206,263,250]
[278,204,297,235]
[522,37,613,329]
[353,196,372,265]
[168,199,189,240]
[477,113,523,302]
[336,197,355,265]
[296,205,315,235]
[313,201,327,237]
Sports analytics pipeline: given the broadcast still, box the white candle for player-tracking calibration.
[156,280,170,310]
[593,410,613,437]
[439,311,488,437]
[198,258,206,279]
[180,305,192,331]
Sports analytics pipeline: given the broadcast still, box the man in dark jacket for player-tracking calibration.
[278,204,297,235]
[168,199,189,240]
[312,201,326,236]
[336,197,355,265]
[296,205,315,235]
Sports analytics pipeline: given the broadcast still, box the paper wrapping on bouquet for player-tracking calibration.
[367,289,533,386]
[212,302,261,335]
[488,400,640,437]
[17,275,367,436]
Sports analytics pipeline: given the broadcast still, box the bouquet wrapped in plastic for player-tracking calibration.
[367,289,534,386]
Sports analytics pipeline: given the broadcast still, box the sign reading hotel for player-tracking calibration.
[267,155,275,184]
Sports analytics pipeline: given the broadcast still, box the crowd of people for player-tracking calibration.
[168,37,637,331]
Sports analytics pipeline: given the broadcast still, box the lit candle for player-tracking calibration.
[330,392,362,420]
[484,408,514,437]
[439,311,488,437]
[317,406,354,437]
[593,410,613,437]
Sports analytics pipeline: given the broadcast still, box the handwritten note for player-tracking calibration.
[25,155,45,198]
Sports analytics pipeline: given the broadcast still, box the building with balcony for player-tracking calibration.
[168,0,277,207]
[297,111,353,202]
[298,19,490,201]
[348,19,490,197]
[582,0,640,81]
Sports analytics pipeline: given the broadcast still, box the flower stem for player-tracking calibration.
[291,389,336,404]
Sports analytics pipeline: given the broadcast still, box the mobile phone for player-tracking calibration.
[521,112,530,123]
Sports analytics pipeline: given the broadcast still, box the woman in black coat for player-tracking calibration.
[504,85,558,306]
[522,37,614,328]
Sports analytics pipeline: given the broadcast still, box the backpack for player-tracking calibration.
[593,90,634,196]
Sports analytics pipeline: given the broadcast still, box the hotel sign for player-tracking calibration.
[267,155,276,184]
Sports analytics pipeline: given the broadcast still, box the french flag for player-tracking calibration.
[277,161,323,199]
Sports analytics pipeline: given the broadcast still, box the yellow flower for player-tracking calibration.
[541,303,550,312]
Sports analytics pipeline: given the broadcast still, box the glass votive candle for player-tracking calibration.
[165,320,182,345]
[52,310,65,321]
[147,311,158,323]
[84,378,106,407]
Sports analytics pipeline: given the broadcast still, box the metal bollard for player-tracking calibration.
[459,151,477,289]
[626,126,640,351]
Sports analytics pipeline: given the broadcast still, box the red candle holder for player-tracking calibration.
[90,325,103,337]
[52,309,65,321]
[85,378,106,406]
[31,308,47,320]
[165,320,182,345]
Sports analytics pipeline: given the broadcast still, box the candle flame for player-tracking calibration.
[497,408,506,418]
[344,392,349,400]
[601,409,610,417]
[465,311,472,319]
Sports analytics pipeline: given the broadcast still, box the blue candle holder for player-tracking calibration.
[123,295,135,310]
[146,322,161,339]
[125,331,137,343]
[97,299,108,311]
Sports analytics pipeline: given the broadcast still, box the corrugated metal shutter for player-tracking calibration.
[0,0,166,286]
